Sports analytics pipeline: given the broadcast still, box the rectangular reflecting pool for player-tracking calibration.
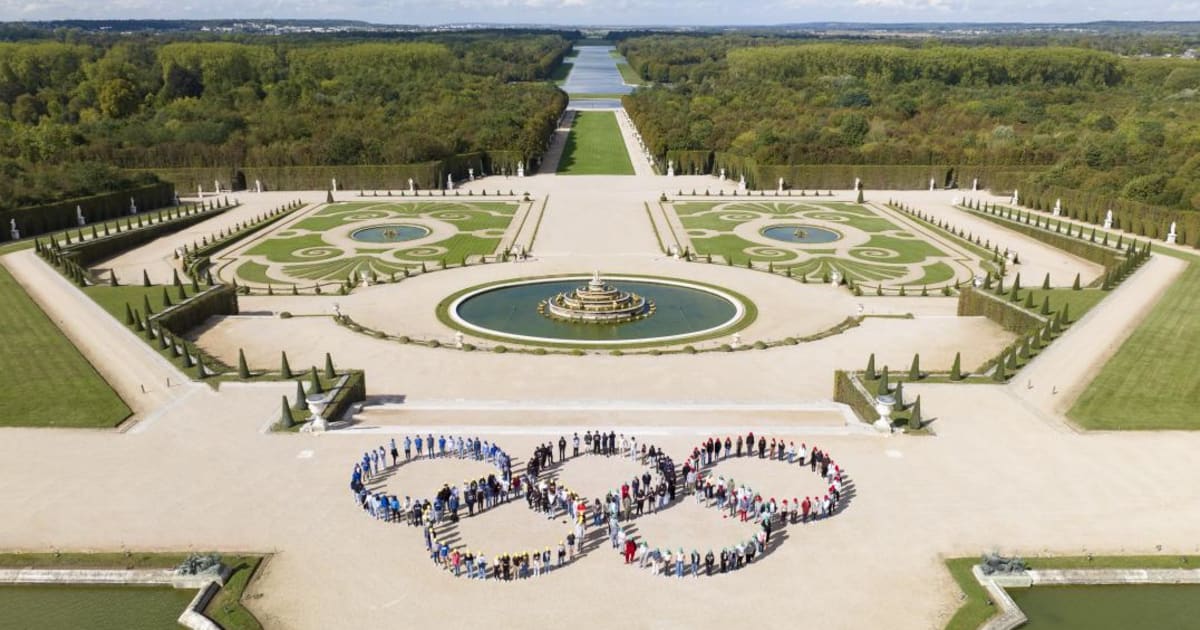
[0,584,196,629]
[1008,584,1200,629]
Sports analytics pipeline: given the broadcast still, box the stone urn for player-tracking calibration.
[307,393,330,432]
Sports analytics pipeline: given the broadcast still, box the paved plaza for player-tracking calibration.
[2,109,1198,630]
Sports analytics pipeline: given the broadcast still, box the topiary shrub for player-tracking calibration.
[237,348,251,379]
[752,341,767,350]
[950,352,962,381]
[429,340,441,348]
[279,311,293,319]
[718,344,732,352]
[532,348,547,355]
[493,345,508,353]
[682,345,697,354]
[279,396,295,429]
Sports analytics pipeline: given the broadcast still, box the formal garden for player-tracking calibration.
[221,200,523,290]
[668,199,978,289]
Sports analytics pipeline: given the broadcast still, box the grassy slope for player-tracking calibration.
[0,264,130,427]
[1069,262,1200,429]
[556,112,635,176]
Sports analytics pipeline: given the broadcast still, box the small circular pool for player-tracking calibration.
[351,224,430,243]
[448,276,749,346]
[761,225,841,244]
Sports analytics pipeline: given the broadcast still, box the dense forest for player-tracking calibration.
[619,37,1200,210]
[0,32,572,210]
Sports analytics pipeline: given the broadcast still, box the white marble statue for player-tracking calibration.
[719,168,726,181]
[408,178,415,193]
[972,178,979,191]
[197,184,204,199]
[1167,221,1178,245]
[1053,199,1062,217]
[331,178,338,191]
[255,179,262,193]
[1011,189,1019,206]
[778,177,784,193]
[76,205,85,226]
[854,177,861,191]
[738,174,747,193]
[446,174,454,190]
[517,162,525,178]
[468,168,475,182]
[667,160,675,177]
[1104,209,1114,229]
[214,179,221,194]
[9,219,19,240]
[129,197,138,215]
[929,178,936,191]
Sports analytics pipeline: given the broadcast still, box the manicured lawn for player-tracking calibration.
[616,62,643,85]
[1069,262,1200,429]
[0,264,130,427]
[556,112,635,175]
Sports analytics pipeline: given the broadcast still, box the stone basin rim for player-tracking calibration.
[447,275,748,346]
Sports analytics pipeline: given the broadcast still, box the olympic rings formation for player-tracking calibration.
[348,431,851,581]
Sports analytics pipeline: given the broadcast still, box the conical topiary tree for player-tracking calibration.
[1061,303,1071,324]
[856,189,864,204]
[110,270,119,287]
[950,352,962,381]
[176,283,187,301]
[865,353,877,380]
[324,353,336,379]
[908,396,922,430]
[280,396,295,429]
[993,355,1007,382]
[893,381,904,412]
[908,354,920,380]
[293,380,307,411]
[172,269,182,287]
[280,351,293,379]
[142,269,151,287]
[1040,296,1051,315]
[124,302,134,326]
[1072,273,1081,290]
[876,366,890,396]
[195,353,207,379]
[1041,273,1050,290]
[237,348,251,379]
[309,366,323,395]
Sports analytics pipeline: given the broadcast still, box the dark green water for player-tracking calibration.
[1009,584,1200,629]
[0,585,196,629]
[455,279,740,342]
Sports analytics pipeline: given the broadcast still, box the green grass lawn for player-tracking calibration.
[0,265,130,427]
[1069,262,1200,429]
[616,62,643,85]
[556,112,635,175]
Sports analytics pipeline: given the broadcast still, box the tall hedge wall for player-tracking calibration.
[957,287,1046,334]
[833,369,880,423]
[1020,182,1200,248]
[141,151,532,193]
[1,182,175,243]
[325,370,368,424]
[701,155,1038,192]
[152,284,239,333]
[58,204,232,268]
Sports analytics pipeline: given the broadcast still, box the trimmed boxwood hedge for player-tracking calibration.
[324,370,367,424]
[152,284,239,333]
[57,203,232,267]
[1,182,175,243]
[957,286,1046,334]
[833,369,880,422]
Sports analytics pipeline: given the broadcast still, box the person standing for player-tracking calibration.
[558,436,567,461]
[572,433,580,457]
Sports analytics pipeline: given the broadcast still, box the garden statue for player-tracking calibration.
[129,197,138,215]
[331,178,338,191]
[854,177,861,191]
[197,184,204,199]
[667,160,674,177]
[176,553,223,576]
[517,162,525,178]
[778,177,784,193]
[9,219,19,240]
[76,205,86,226]
[929,178,935,191]
[1167,221,1177,245]
[255,179,262,193]
[738,174,746,192]
[468,168,475,181]
[972,178,978,191]
[214,179,221,194]
[407,178,415,193]
[447,174,454,190]
[1104,209,1114,229]
[1053,199,1061,216]
[174,194,181,206]
[732,333,742,349]
[719,168,726,181]
[980,553,1027,576]
[1011,189,1019,206]
[455,332,464,349]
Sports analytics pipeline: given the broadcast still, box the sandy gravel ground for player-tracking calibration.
[0,126,1193,630]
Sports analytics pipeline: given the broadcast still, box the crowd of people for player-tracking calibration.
[347,431,850,580]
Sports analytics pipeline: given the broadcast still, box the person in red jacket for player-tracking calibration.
[624,537,637,563]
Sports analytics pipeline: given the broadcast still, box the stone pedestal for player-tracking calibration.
[306,394,330,432]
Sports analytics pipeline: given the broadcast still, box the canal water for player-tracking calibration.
[1008,584,1200,629]
[561,45,634,97]
[0,584,197,629]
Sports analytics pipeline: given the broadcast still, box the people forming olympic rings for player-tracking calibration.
[349,430,851,580]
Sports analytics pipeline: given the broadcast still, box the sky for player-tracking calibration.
[2,0,1200,26]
